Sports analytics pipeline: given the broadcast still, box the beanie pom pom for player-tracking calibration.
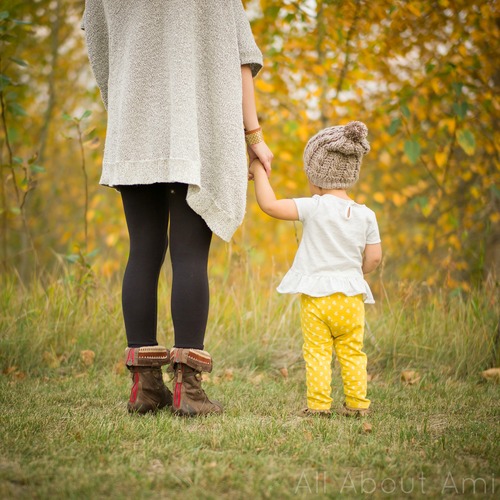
[343,121,368,142]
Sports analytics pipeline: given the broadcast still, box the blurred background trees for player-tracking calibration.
[1,0,498,292]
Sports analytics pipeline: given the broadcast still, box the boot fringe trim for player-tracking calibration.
[125,346,170,367]
[169,348,213,373]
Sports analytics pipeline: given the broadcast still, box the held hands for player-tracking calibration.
[248,157,265,179]
[247,141,273,180]
[250,141,273,175]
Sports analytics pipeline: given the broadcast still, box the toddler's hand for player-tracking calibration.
[248,158,263,180]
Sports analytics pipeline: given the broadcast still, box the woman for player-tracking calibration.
[81,0,272,416]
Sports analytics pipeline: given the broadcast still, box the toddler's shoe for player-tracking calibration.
[297,407,331,417]
[336,403,370,418]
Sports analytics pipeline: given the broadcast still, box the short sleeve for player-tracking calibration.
[366,210,381,244]
[81,0,109,110]
[233,0,263,77]
[293,197,320,222]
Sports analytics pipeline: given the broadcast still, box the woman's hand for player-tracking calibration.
[249,141,273,176]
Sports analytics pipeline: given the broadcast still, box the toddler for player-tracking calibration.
[249,121,382,417]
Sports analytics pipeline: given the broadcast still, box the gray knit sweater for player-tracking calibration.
[81,0,263,241]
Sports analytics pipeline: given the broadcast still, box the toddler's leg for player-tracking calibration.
[332,294,370,409]
[300,295,334,411]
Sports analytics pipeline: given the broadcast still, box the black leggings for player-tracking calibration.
[120,183,212,349]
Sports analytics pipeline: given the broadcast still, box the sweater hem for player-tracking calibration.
[99,158,243,242]
[186,185,243,242]
[99,158,202,187]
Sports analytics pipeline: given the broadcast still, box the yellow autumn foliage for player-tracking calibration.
[0,0,498,293]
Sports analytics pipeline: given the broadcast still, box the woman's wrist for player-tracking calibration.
[244,126,264,146]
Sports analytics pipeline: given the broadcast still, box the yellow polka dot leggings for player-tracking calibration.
[300,293,370,411]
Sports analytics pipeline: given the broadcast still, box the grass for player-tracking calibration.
[1,269,499,498]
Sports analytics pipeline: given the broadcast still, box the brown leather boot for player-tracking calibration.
[125,345,173,414]
[169,348,223,416]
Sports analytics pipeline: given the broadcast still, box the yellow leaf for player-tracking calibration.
[401,370,421,385]
[407,4,421,16]
[431,78,442,95]
[311,65,325,76]
[481,368,500,383]
[256,80,274,93]
[373,192,385,203]
[392,193,406,207]
[279,151,293,162]
[434,152,447,168]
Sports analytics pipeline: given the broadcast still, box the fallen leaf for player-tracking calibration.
[3,366,18,375]
[223,368,234,381]
[201,373,211,382]
[481,367,500,383]
[279,367,289,379]
[250,373,264,385]
[362,422,373,433]
[401,370,421,385]
[113,361,125,375]
[80,350,95,367]
[304,431,313,441]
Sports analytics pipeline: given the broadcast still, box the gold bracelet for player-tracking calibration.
[245,128,264,146]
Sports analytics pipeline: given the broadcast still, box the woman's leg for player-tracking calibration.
[167,183,212,348]
[120,183,169,348]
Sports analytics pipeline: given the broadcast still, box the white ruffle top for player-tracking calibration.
[277,195,381,303]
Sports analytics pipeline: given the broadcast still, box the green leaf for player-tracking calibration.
[62,112,73,121]
[400,104,410,119]
[65,254,80,264]
[0,11,9,21]
[80,109,92,120]
[12,18,32,25]
[86,248,100,259]
[13,156,23,164]
[452,82,463,96]
[0,73,12,91]
[9,207,21,215]
[404,140,421,164]
[284,121,299,134]
[388,118,401,135]
[30,164,45,174]
[491,185,500,200]
[456,129,476,156]
[452,102,467,120]
[425,63,435,74]
[265,6,280,19]
[9,56,28,67]
[7,102,27,116]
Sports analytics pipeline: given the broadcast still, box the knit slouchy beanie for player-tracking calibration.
[303,121,370,189]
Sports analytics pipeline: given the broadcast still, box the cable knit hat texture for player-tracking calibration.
[303,121,370,189]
